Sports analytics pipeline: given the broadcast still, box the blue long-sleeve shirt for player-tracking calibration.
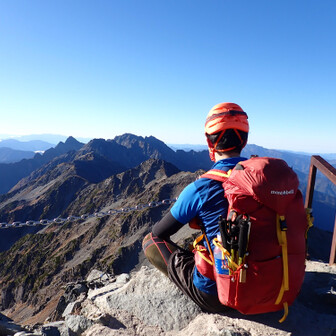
[161,157,246,295]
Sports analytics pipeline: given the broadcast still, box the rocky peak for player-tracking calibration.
[64,136,82,147]
[79,139,130,166]
[113,133,145,148]
[73,152,127,183]
[114,133,175,158]
[53,136,84,153]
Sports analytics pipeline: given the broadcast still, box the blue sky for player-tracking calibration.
[0,0,335,153]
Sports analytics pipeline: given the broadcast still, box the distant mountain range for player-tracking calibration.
[0,133,335,233]
[0,134,91,145]
[0,147,35,164]
[0,139,55,164]
[0,139,54,152]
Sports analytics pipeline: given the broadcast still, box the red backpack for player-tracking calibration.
[196,157,310,322]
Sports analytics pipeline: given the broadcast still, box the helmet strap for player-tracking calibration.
[206,136,216,162]
[213,130,226,151]
[206,130,226,162]
[206,128,247,161]
[234,128,244,146]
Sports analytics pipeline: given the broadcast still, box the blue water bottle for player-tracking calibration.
[214,234,229,275]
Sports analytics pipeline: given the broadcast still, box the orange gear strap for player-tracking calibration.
[201,169,232,182]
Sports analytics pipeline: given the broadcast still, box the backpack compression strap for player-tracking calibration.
[275,214,289,323]
[201,169,232,182]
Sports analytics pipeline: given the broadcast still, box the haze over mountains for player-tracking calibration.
[0,139,54,152]
[0,138,68,164]
[0,134,90,147]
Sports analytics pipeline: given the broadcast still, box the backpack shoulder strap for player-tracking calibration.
[201,169,232,182]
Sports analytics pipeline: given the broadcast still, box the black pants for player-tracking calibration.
[142,233,229,313]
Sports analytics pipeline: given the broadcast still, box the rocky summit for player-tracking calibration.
[1,261,336,336]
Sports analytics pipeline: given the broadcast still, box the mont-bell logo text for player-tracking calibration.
[270,189,295,196]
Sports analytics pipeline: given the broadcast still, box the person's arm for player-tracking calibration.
[152,211,184,241]
[152,182,202,242]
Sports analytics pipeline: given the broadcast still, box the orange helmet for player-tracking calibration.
[205,102,249,161]
[205,102,249,135]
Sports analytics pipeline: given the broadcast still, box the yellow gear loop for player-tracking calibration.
[193,233,214,265]
[278,302,289,323]
[213,237,239,271]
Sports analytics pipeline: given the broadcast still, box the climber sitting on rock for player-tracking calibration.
[142,102,249,313]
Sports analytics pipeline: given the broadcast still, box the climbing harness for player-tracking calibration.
[0,198,177,230]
